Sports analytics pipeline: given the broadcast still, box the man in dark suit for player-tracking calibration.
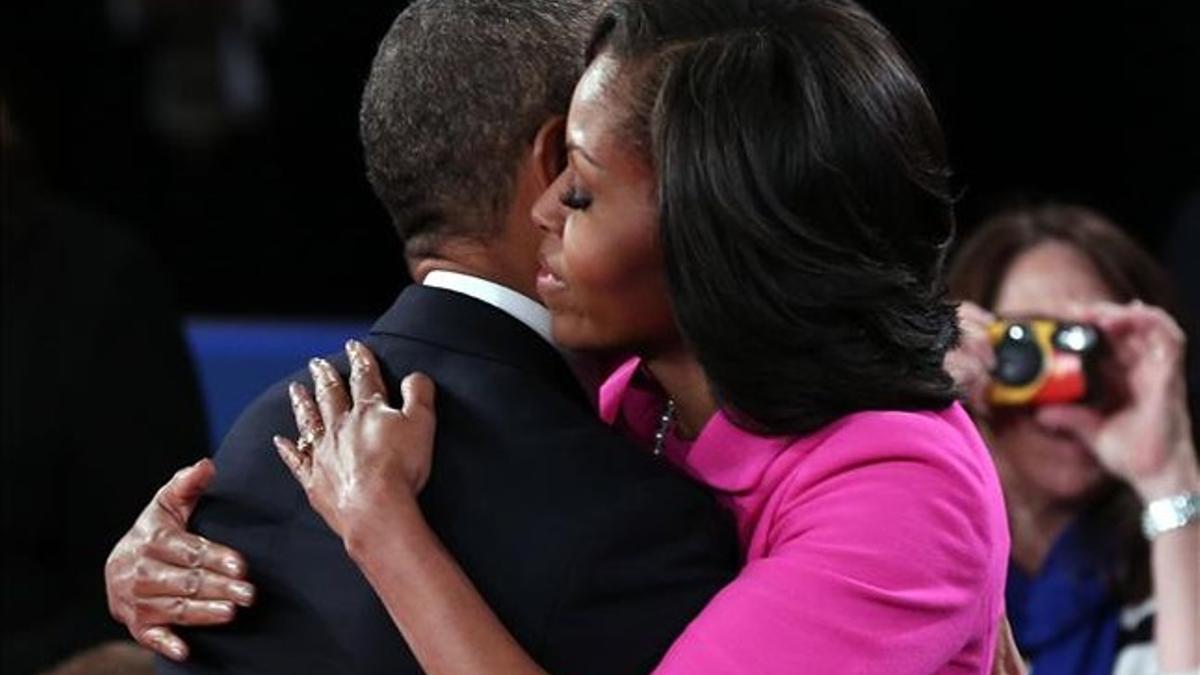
[103,2,737,673]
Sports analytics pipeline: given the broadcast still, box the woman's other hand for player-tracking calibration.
[945,301,997,415]
[275,340,437,555]
[991,617,1028,675]
[104,460,254,661]
[1037,300,1199,502]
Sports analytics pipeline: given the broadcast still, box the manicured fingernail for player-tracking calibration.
[223,556,244,576]
[168,641,187,660]
[231,581,255,605]
[288,382,301,399]
[211,601,235,618]
[345,339,359,352]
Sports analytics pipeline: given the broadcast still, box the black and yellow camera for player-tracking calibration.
[987,319,1103,407]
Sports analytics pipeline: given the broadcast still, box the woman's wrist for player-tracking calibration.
[1132,443,1200,504]
[343,492,425,565]
[1142,492,1200,539]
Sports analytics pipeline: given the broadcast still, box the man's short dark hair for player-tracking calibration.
[361,0,600,257]
[590,0,960,436]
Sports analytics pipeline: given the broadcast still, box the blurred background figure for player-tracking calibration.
[947,204,1199,675]
[3,2,397,670]
[2,103,208,672]
[0,0,405,316]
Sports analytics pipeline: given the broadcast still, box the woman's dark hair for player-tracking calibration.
[948,202,1193,603]
[948,203,1183,317]
[587,0,960,435]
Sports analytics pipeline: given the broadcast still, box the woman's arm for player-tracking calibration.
[1150,500,1200,673]
[1036,302,1199,672]
[348,496,547,675]
[275,340,546,675]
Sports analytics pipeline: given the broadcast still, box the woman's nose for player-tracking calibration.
[531,171,569,236]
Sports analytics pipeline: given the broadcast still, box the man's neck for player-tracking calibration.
[408,236,538,302]
[409,258,521,295]
[412,261,610,405]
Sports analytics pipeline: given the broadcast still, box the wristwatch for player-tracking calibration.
[1141,492,1200,539]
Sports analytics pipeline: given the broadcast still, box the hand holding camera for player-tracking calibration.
[950,300,1199,503]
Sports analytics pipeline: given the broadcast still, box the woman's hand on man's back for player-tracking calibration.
[104,460,254,661]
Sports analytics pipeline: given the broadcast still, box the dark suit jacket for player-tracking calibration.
[163,284,737,675]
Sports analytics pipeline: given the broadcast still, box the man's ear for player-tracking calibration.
[531,115,568,190]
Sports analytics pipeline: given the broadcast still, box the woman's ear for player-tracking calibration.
[531,115,568,190]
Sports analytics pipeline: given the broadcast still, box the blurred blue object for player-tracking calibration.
[186,318,373,447]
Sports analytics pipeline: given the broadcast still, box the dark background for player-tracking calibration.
[3,0,1198,318]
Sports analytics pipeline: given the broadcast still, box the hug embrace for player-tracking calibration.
[109,0,1020,672]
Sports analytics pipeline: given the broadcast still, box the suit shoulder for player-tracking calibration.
[204,353,347,512]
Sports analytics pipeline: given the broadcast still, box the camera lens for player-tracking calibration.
[993,323,1043,385]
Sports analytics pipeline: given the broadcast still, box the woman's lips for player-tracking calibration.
[1036,423,1097,464]
[536,257,567,295]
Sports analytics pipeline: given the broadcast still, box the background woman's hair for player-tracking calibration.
[948,201,1195,603]
[588,0,960,435]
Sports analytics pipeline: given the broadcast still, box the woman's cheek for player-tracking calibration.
[562,222,623,292]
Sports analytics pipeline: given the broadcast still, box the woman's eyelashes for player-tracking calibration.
[559,183,593,210]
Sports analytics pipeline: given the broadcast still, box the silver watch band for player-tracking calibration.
[1141,492,1200,539]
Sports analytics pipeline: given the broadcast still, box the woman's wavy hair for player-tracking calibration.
[587,0,960,435]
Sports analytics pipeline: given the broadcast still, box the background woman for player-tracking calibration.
[946,203,1199,675]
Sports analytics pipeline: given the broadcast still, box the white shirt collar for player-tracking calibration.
[422,270,554,346]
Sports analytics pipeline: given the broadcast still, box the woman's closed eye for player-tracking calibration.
[559,184,593,210]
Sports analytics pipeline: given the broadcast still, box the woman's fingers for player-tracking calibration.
[137,626,189,662]
[309,358,351,424]
[155,459,216,525]
[957,300,996,329]
[1070,301,1185,377]
[288,382,325,446]
[132,596,238,627]
[274,434,312,485]
[1071,300,1183,342]
[946,302,997,412]
[145,530,247,580]
[955,301,997,370]
[400,373,436,422]
[346,340,388,404]
[991,617,1027,675]
[130,558,255,607]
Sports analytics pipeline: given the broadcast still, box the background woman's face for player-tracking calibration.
[991,240,1116,506]
[532,55,679,353]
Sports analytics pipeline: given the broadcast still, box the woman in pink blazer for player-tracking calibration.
[269,1,1011,672]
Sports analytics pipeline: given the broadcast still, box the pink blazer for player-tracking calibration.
[600,359,1010,674]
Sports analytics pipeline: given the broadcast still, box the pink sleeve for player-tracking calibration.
[653,421,1007,674]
